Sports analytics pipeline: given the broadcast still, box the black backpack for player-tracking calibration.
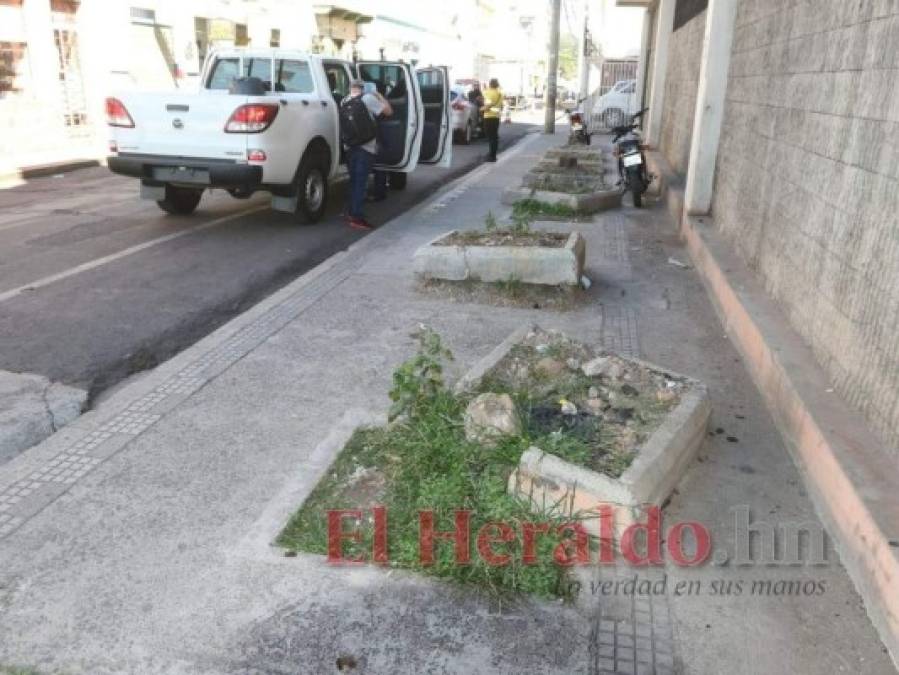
[339,96,378,147]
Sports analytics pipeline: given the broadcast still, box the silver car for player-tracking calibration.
[450,86,479,144]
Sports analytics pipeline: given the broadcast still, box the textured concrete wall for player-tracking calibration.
[658,9,707,174]
[712,1,899,451]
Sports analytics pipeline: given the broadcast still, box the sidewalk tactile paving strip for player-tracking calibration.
[589,324,678,675]
[601,305,639,358]
[593,592,676,675]
[156,375,204,396]
[102,411,161,435]
[0,253,362,542]
[599,216,630,263]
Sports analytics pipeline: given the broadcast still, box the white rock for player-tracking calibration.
[585,399,605,415]
[581,356,610,377]
[536,357,565,377]
[464,393,520,447]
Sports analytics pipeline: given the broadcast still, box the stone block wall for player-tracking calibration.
[658,8,706,174]
[712,0,899,451]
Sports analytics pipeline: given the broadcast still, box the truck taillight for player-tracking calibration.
[224,104,279,133]
[105,97,134,128]
[247,149,266,162]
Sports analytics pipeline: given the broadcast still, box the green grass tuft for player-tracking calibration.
[512,198,578,220]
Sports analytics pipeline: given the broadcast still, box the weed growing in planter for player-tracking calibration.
[512,198,578,221]
[388,326,453,422]
[509,209,532,236]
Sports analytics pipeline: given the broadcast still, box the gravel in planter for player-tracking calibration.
[474,327,689,478]
[436,230,569,247]
[522,171,608,194]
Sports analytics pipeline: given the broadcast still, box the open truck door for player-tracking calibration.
[356,61,423,173]
[415,66,452,168]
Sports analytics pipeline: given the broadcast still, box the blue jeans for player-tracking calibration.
[346,146,374,218]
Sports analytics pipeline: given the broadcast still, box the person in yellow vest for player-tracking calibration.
[481,78,503,162]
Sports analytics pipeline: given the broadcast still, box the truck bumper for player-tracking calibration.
[108,153,263,189]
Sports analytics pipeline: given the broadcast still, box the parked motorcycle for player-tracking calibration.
[611,108,652,207]
[567,100,591,145]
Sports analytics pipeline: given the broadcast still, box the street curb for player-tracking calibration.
[0,371,87,464]
[647,150,899,667]
[0,158,105,186]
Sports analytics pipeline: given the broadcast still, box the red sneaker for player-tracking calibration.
[347,217,374,231]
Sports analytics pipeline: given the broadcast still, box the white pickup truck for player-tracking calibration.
[106,49,452,223]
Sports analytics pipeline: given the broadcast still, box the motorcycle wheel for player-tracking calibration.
[631,184,643,208]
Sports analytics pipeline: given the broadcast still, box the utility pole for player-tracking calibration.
[544,0,562,134]
[576,0,590,102]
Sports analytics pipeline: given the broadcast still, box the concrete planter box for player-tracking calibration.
[456,324,711,537]
[501,186,623,213]
[413,231,586,286]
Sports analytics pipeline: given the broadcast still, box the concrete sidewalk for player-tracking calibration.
[0,130,893,675]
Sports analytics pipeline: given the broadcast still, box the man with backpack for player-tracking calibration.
[340,79,393,230]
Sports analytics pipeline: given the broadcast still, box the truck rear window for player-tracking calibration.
[244,58,272,89]
[206,57,313,94]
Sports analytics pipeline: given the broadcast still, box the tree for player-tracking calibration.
[558,34,578,80]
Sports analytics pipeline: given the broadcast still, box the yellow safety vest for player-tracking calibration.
[483,88,503,119]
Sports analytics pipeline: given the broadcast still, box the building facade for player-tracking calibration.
[632,0,899,662]
[0,0,499,175]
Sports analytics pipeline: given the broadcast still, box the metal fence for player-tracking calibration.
[599,60,638,96]
[582,59,640,134]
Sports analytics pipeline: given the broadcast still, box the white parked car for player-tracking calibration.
[449,86,478,144]
[106,48,452,222]
[593,79,639,129]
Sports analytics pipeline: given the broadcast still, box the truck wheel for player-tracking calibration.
[294,155,328,224]
[388,171,407,190]
[157,185,203,215]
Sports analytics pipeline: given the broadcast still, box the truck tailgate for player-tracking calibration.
[113,92,248,160]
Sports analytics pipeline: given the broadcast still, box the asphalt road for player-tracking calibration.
[0,122,534,402]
